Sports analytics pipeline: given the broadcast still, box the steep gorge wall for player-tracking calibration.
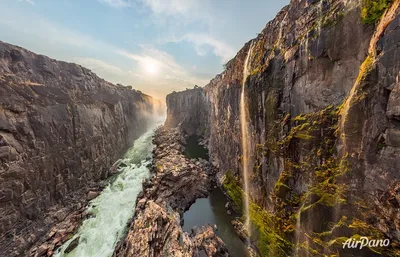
[165,87,209,136]
[0,42,157,256]
[166,0,400,256]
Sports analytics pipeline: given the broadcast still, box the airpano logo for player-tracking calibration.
[342,237,391,249]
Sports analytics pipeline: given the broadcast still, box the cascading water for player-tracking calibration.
[294,201,309,257]
[316,0,323,51]
[53,120,163,257]
[340,0,400,153]
[277,12,288,47]
[240,41,254,240]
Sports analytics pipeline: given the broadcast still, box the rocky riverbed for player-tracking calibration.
[113,127,231,257]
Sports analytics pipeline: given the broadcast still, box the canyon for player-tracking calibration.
[1,0,400,256]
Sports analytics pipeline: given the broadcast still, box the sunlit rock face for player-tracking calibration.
[166,0,400,256]
[0,41,157,256]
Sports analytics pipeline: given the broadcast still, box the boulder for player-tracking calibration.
[87,191,99,201]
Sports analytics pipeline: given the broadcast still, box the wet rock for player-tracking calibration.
[231,219,248,242]
[385,129,400,147]
[213,224,218,231]
[34,244,49,257]
[86,191,100,201]
[224,202,230,209]
[54,209,67,222]
[137,198,147,209]
[64,236,80,254]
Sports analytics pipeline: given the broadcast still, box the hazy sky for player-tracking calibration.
[0,0,289,99]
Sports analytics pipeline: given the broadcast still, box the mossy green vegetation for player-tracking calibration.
[224,106,349,257]
[361,0,393,24]
[343,54,375,108]
[249,38,271,76]
[273,106,350,256]
[356,55,374,84]
[223,171,293,257]
[223,171,244,210]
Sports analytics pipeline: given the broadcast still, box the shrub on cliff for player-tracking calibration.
[361,0,393,24]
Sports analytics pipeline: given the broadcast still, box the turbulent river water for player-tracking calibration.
[54,124,159,257]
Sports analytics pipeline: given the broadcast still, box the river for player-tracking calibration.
[182,135,248,257]
[53,124,159,257]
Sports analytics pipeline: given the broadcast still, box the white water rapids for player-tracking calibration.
[54,122,162,257]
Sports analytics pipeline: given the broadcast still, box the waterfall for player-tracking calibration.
[240,41,255,240]
[294,201,310,257]
[277,12,288,47]
[294,206,302,256]
[316,0,323,52]
[339,0,400,154]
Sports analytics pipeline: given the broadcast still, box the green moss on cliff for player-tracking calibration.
[223,171,293,257]
[272,105,350,256]
[361,0,393,24]
[223,171,244,210]
[342,55,375,108]
[356,55,374,84]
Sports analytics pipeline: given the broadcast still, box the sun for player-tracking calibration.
[143,59,159,75]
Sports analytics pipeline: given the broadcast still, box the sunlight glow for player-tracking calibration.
[143,59,159,75]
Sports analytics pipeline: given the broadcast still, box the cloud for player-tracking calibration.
[116,45,181,75]
[19,0,35,5]
[186,34,235,63]
[97,0,132,8]
[97,0,234,63]
[98,0,201,17]
[0,8,118,56]
[116,45,209,86]
[170,33,235,63]
[73,57,124,75]
[115,45,211,98]
[140,0,197,16]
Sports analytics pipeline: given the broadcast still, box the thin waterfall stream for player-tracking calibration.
[239,42,255,240]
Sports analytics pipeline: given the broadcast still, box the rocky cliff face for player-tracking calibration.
[166,0,400,256]
[0,41,158,256]
[165,87,209,136]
